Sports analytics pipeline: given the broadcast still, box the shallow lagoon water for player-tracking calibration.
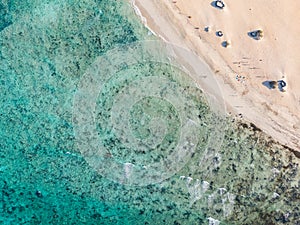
[0,1,299,224]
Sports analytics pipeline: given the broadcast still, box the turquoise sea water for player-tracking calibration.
[0,1,299,224]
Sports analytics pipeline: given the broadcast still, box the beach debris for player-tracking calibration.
[248,29,264,40]
[213,0,225,9]
[235,75,245,82]
[216,30,223,37]
[277,80,287,92]
[221,40,230,48]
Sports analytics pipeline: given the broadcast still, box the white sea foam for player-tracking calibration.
[186,176,193,184]
[207,217,220,225]
[219,187,227,195]
[272,192,280,198]
[124,162,134,179]
[202,180,210,192]
[130,0,157,36]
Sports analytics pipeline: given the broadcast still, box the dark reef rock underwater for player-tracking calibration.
[0,2,12,32]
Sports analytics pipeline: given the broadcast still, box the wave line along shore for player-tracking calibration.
[130,0,300,152]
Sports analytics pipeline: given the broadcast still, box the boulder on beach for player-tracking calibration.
[216,30,223,37]
[214,1,225,9]
[248,30,264,40]
[277,80,287,92]
[222,40,230,48]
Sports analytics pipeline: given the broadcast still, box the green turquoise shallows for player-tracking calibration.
[0,1,299,225]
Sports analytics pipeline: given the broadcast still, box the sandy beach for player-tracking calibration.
[131,0,300,152]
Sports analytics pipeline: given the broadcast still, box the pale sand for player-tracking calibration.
[131,0,300,151]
